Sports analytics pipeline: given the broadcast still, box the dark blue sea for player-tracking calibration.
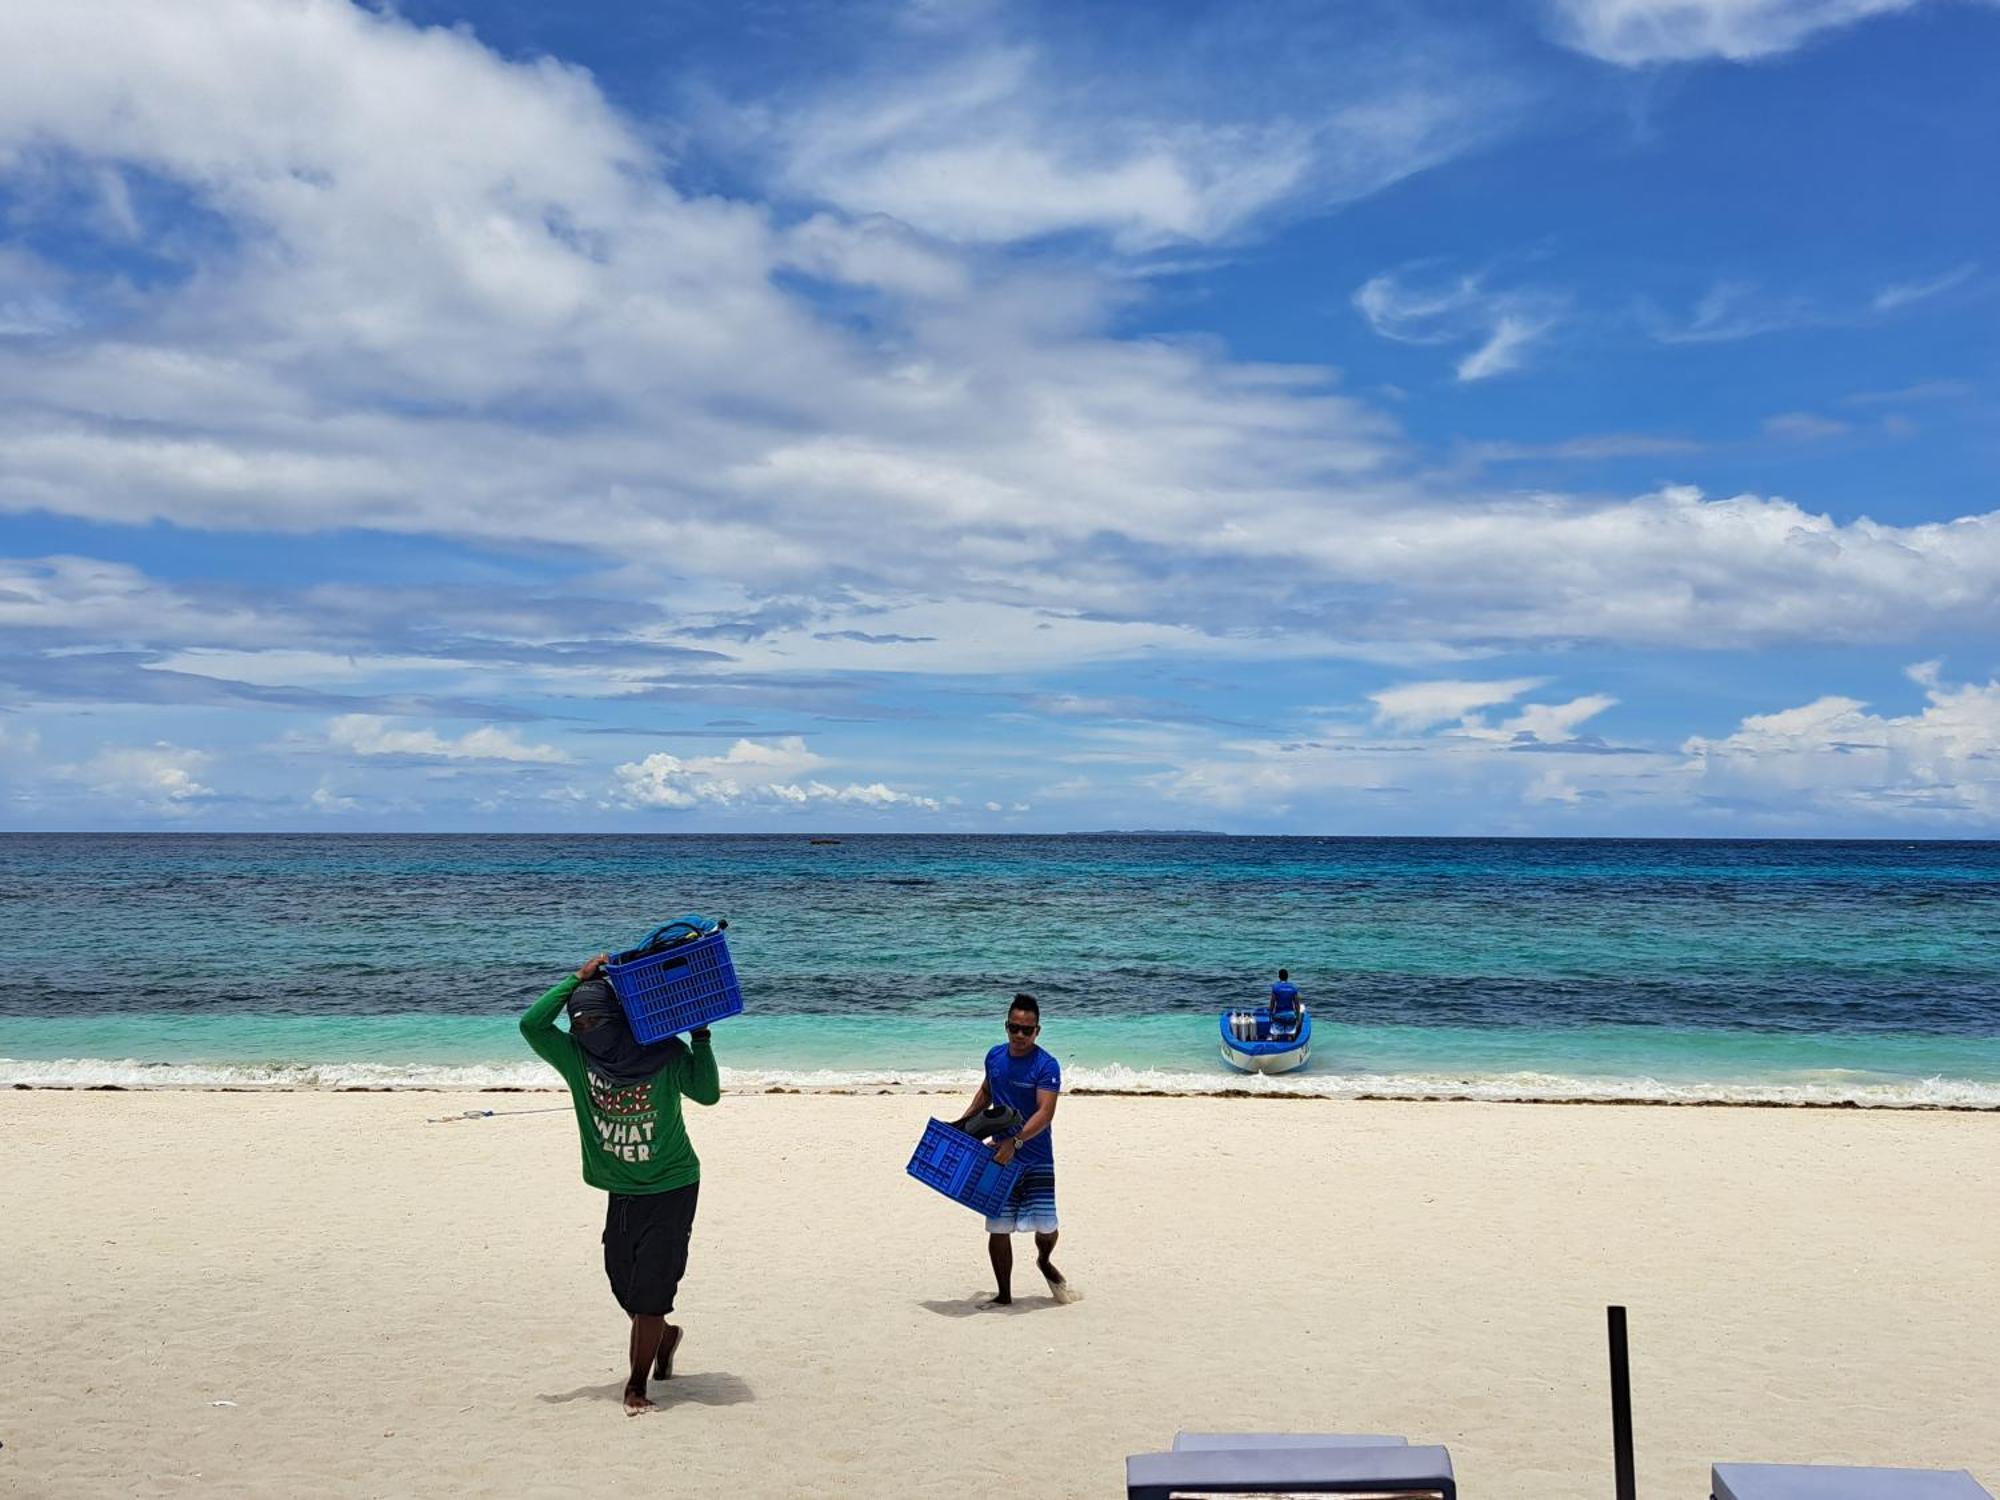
[3,834,1997,1104]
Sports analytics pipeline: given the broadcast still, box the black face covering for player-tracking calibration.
[565,978,687,1085]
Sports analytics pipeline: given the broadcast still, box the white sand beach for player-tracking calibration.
[3,1089,1995,1498]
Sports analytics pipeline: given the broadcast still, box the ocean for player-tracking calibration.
[3,833,1997,1106]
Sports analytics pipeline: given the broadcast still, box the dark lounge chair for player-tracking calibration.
[1125,1431,1455,1499]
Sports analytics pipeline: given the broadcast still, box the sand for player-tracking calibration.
[2,1089,1995,1498]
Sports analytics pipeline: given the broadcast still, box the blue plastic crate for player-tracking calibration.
[605,920,744,1044]
[906,1117,1024,1216]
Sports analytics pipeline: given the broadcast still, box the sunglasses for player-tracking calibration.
[1005,1022,1037,1036]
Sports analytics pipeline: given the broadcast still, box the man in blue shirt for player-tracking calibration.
[1269,968,1304,1041]
[951,992,1075,1307]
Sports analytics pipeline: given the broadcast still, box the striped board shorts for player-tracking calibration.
[985,1161,1059,1234]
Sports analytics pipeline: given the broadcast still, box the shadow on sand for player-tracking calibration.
[538,1371,756,1408]
[917,1293,1064,1318]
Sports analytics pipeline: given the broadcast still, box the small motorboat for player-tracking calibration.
[1218,1006,1312,1075]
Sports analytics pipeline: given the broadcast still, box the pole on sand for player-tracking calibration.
[1608,1304,1637,1500]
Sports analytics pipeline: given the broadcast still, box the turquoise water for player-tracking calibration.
[2,834,1997,1104]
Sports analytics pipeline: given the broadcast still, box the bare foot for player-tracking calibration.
[980,1292,1012,1308]
[653,1323,684,1381]
[624,1385,656,1415]
[1039,1258,1080,1304]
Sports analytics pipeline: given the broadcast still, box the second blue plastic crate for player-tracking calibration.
[605,922,744,1044]
[906,1117,1024,1216]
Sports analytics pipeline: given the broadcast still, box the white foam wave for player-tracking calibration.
[4,1055,1997,1108]
[1060,1062,2000,1110]
[0,1056,558,1091]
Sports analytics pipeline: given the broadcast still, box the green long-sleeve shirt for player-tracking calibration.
[519,974,721,1195]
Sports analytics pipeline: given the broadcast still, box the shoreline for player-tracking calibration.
[13,1014,1998,1110]
[10,1078,2000,1110]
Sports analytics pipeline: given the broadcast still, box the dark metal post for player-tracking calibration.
[1608,1304,1636,1500]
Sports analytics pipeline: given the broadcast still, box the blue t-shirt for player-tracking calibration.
[984,1043,1061,1165]
[1270,981,1300,1015]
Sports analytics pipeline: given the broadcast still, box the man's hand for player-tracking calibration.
[993,1137,1020,1166]
[689,1028,712,1043]
[576,953,608,981]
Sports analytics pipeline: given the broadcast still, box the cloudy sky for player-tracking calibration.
[1,0,1996,834]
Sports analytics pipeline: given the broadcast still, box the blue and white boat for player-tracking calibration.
[1218,1006,1312,1074]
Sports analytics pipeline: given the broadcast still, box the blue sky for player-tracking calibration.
[1,0,1996,834]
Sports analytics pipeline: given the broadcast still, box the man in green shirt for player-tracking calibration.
[520,953,721,1414]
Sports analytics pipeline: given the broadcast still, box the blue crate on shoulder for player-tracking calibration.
[605,917,744,1044]
[906,1117,1024,1216]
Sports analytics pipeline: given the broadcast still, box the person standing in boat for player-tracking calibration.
[950,993,1076,1307]
[1269,968,1305,1040]
[520,953,721,1414]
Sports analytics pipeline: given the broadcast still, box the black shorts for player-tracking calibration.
[602,1182,699,1317]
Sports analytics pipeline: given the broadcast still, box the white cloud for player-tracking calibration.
[610,757,713,811]
[1147,678,2000,825]
[1467,432,1704,463]
[0,246,79,336]
[1682,664,2000,819]
[1455,314,1555,381]
[327,715,568,764]
[1649,281,1818,343]
[1840,380,1973,408]
[0,722,42,754]
[1763,411,1849,441]
[770,780,944,810]
[68,743,214,808]
[1523,768,1587,804]
[1872,263,1979,313]
[1144,665,2000,831]
[1354,268,1563,380]
[712,600,1373,676]
[767,47,1315,249]
[1492,694,1620,742]
[0,0,1994,716]
[2,3,1992,838]
[0,556,285,648]
[0,0,812,421]
[612,736,938,812]
[1031,694,1134,718]
[151,649,467,687]
[1472,692,1624,748]
[690,737,829,780]
[1372,680,1618,742]
[1371,677,1547,731]
[1151,675,1647,822]
[1545,0,1926,65]
[779,213,970,300]
[1313,486,2000,648]
[749,13,1525,250]
[309,783,359,813]
[1653,267,1976,348]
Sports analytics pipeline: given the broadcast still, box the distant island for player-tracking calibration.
[1062,828,1232,837]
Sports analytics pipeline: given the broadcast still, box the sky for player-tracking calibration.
[0,0,1996,835]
